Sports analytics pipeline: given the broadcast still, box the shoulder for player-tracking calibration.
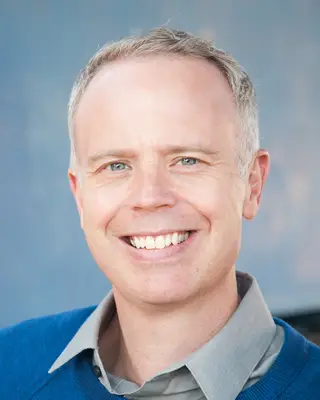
[0,305,96,398]
[286,342,320,398]
[304,341,320,376]
[275,318,320,397]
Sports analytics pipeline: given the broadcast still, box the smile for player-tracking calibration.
[120,230,197,262]
[128,231,191,250]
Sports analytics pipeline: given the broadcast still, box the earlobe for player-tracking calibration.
[243,150,270,220]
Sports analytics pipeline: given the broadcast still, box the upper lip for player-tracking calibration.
[120,229,194,238]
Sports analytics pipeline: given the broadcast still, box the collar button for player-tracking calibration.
[93,365,102,378]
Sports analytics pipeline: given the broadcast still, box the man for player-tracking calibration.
[1,27,319,400]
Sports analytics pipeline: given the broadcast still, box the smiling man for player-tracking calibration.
[1,27,320,400]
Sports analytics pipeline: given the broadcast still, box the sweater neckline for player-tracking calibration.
[236,318,309,400]
[72,350,124,399]
[72,318,309,400]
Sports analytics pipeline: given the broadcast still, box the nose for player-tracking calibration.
[129,164,176,211]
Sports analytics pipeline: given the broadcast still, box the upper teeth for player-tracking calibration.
[130,231,190,250]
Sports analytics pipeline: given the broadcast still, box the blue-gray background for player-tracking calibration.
[1,0,319,328]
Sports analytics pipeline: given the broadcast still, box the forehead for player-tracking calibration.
[74,56,238,162]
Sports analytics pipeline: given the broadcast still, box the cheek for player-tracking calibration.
[81,184,127,229]
[181,176,242,222]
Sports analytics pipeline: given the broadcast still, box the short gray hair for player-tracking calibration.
[68,27,259,177]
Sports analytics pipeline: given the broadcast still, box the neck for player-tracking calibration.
[99,268,239,385]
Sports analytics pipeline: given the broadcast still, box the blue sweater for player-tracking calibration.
[1,307,320,400]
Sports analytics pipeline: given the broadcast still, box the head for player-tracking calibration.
[68,27,269,307]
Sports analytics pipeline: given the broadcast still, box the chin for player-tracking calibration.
[129,277,200,307]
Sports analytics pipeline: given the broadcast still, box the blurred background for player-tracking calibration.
[0,1,319,341]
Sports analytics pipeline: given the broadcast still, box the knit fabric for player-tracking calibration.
[1,307,320,400]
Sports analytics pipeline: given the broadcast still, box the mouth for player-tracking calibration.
[121,230,194,249]
[119,230,198,262]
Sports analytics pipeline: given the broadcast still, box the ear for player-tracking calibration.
[68,169,84,229]
[243,150,270,220]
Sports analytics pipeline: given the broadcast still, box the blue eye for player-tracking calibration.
[179,157,199,166]
[107,162,128,171]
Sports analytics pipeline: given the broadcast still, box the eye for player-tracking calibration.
[177,157,200,166]
[105,162,129,171]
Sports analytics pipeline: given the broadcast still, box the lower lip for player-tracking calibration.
[119,232,198,262]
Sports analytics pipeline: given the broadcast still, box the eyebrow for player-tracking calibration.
[87,145,221,167]
[164,145,221,157]
[87,149,137,167]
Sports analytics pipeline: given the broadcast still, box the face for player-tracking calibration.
[69,56,269,307]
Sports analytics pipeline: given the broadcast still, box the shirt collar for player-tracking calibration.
[49,272,276,400]
[48,290,115,373]
[183,271,277,400]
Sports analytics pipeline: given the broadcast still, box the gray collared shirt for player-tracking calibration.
[49,272,284,399]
